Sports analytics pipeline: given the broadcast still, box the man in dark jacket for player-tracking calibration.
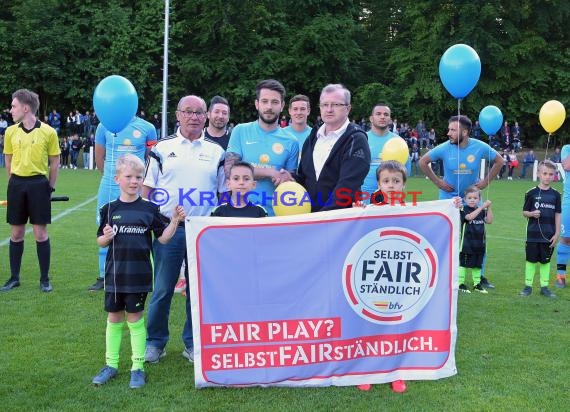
[297,84,370,212]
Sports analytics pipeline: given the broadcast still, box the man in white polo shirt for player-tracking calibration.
[143,95,225,364]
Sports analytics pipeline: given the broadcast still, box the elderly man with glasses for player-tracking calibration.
[143,95,225,364]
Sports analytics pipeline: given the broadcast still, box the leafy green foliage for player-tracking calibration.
[1,1,569,143]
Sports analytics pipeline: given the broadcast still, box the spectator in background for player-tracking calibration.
[498,149,510,179]
[48,109,61,134]
[83,110,92,138]
[519,150,536,179]
[0,115,7,136]
[83,133,93,169]
[3,109,14,126]
[501,120,511,149]
[391,118,398,134]
[90,112,99,136]
[511,121,522,150]
[151,114,161,139]
[410,143,420,176]
[550,148,561,163]
[74,110,83,134]
[0,131,5,168]
[507,149,518,180]
[66,112,74,134]
[70,133,83,169]
[60,137,70,169]
[428,128,436,148]
[315,115,324,128]
[472,120,481,140]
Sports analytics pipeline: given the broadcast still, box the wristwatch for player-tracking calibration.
[50,187,56,193]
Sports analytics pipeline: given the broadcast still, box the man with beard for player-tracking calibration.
[419,115,504,199]
[362,103,410,199]
[225,79,299,216]
[205,95,231,150]
[420,115,503,291]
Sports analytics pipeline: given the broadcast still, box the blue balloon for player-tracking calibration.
[479,105,503,135]
[93,75,138,133]
[439,44,481,99]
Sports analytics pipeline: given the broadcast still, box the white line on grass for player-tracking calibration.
[0,195,97,247]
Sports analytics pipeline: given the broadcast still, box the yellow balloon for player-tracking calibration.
[539,100,566,133]
[381,137,409,165]
[273,182,312,216]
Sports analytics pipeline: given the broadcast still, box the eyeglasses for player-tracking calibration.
[319,103,348,109]
[177,110,206,118]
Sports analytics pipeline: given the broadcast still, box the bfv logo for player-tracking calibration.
[388,302,403,310]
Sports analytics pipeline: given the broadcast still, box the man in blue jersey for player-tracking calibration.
[362,104,411,198]
[225,79,299,216]
[284,94,312,151]
[87,116,157,291]
[420,115,504,290]
[554,145,570,288]
[419,115,504,199]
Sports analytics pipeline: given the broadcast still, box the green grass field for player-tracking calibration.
[0,169,568,412]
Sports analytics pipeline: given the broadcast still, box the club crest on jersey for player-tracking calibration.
[272,143,284,155]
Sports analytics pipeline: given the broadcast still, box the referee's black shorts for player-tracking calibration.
[7,175,52,225]
[525,242,553,264]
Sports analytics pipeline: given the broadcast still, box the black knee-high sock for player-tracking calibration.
[9,240,24,281]
[36,239,51,283]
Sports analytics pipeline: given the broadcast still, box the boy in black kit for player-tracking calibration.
[458,186,493,293]
[92,154,185,388]
[212,161,268,217]
[521,160,561,298]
